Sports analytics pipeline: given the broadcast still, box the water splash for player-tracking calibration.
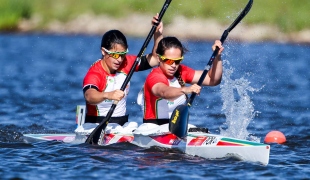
[219,61,261,141]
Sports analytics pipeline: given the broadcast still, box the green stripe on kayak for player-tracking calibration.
[221,138,266,146]
[187,133,266,146]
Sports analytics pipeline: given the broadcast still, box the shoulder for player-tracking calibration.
[83,60,107,86]
[85,60,105,75]
[147,67,163,77]
[125,55,137,63]
[87,59,102,71]
[179,64,194,72]
[118,55,137,72]
[145,67,168,87]
[179,64,195,82]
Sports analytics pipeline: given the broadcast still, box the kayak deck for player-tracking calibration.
[23,124,270,165]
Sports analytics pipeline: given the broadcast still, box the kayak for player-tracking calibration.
[23,122,270,165]
[23,105,270,165]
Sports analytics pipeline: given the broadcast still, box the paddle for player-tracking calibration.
[85,0,172,145]
[169,0,254,139]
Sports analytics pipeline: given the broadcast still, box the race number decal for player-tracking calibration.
[204,136,216,145]
[188,135,216,146]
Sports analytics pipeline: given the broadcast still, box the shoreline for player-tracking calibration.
[17,14,310,44]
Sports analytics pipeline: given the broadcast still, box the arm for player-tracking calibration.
[192,40,224,86]
[146,13,163,67]
[84,88,125,105]
[152,83,201,101]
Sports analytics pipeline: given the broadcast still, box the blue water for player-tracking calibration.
[0,33,309,179]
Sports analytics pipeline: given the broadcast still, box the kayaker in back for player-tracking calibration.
[82,14,163,126]
[138,36,224,125]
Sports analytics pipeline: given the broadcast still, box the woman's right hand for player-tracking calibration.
[106,89,125,101]
[181,84,201,95]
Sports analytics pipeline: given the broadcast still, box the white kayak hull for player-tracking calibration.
[23,105,270,165]
[23,133,78,143]
[23,123,270,165]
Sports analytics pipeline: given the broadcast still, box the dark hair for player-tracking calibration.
[101,30,128,50]
[156,36,188,56]
[157,37,188,88]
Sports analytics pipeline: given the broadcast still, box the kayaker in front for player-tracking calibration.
[138,36,223,125]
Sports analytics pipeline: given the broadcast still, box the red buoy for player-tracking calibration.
[264,131,286,144]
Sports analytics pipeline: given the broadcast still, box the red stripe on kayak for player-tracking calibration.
[150,134,181,145]
[217,141,244,146]
[188,136,207,146]
[117,136,134,143]
[103,134,115,144]
[45,136,70,141]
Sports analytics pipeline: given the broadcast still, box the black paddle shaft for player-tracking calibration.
[187,0,253,106]
[85,0,172,144]
[120,0,172,91]
[169,0,253,139]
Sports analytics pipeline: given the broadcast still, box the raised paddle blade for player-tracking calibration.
[169,0,254,139]
[169,104,189,139]
[85,0,172,144]
[226,0,253,33]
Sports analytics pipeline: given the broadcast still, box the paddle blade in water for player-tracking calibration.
[169,105,189,138]
[85,119,108,144]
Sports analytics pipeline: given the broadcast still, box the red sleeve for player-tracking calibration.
[83,71,102,88]
[83,61,106,91]
[179,65,195,83]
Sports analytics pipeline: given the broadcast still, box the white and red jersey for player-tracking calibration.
[143,65,195,119]
[83,55,139,117]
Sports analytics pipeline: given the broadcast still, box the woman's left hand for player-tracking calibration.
[212,40,224,55]
[152,13,163,35]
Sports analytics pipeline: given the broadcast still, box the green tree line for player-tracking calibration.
[0,0,309,32]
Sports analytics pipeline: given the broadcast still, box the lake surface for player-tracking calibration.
[0,33,309,179]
